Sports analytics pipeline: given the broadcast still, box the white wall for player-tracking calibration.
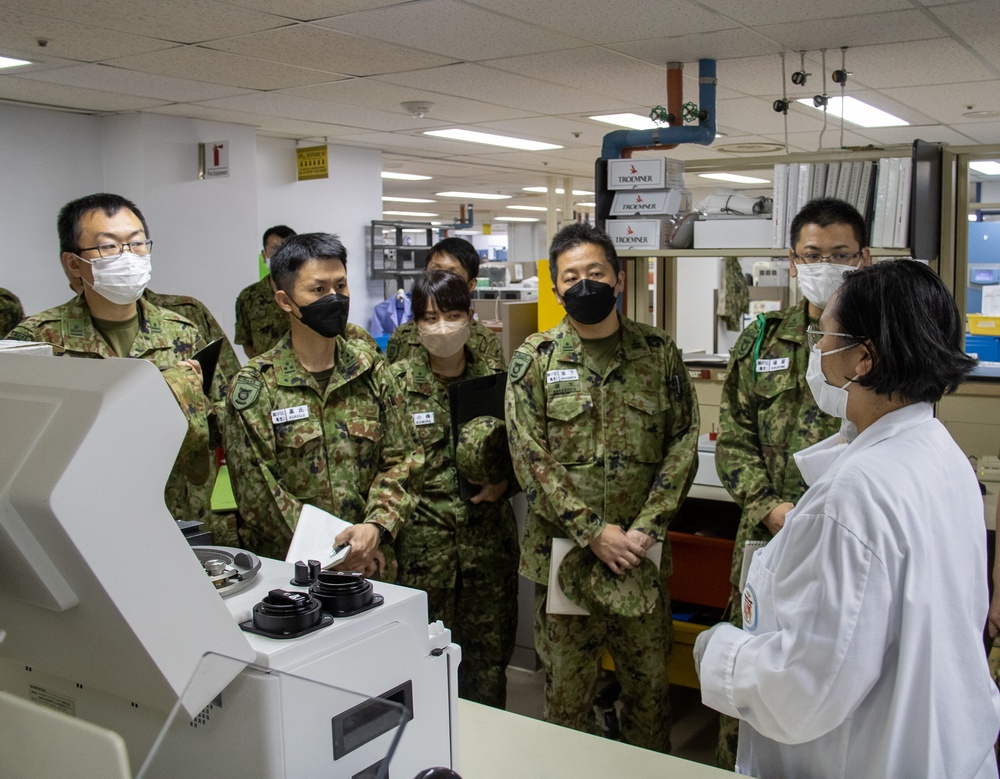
[0,105,384,347]
[256,137,383,333]
[0,104,104,316]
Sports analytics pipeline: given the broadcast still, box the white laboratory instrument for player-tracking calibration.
[0,352,460,778]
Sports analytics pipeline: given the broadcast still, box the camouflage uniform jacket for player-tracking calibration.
[144,290,240,405]
[223,325,424,560]
[506,314,699,585]
[386,319,506,370]
[389,347,518,590]
[234,275,289,355]
[7,294,217,522]
[0,287,24,337]
[716,299,839,587]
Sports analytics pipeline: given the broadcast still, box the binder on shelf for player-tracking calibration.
[880,158,901,249]
[846,161,863,211]
[796,163,813,217]
[811,163,828,201]
[893,157,913,249]
[825,162,841,198]
[835,162,852,201]
[872,158,891,247]
[772,162,788,248]
[855,161,874,214]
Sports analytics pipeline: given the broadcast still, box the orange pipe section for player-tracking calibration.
[624,63,683,157]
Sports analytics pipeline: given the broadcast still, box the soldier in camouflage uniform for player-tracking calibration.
[714,198,871,768]
[506,223,699,752]
[390,270,518,709]
[0,287,24,336]
[6,193,218,528]
[386,237,505,369]
[223,233,422,574]
[234,225,296,359]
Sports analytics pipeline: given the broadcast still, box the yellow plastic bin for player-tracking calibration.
[968,314,1000,335]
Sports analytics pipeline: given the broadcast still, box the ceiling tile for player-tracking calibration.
[0,76,167,112]
[463,0,739,44]
[954,121,1000,145]
[104,47,348,90]
[697,0,912,26]
[753,10,952,53]
[0,0,290,43]
[475,115,603,147]
[830,38,995,89]
[857,124,980,146]
[314,0,583,61]
[221,0,408,22]
[202,23,456,77]
[18,63,254,102]
[608,28,784,64]
[931,0,1000,71]
[282,78,536,123]
[880,81,1000,124]
[377,63,635,115]
[0,7,177,62]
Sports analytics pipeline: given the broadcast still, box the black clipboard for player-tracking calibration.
[448,371,507,501]
[192,338,223,396]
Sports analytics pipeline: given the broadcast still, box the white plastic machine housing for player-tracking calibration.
[0,353,459,777]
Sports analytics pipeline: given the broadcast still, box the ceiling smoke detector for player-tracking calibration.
[402,101,434,118]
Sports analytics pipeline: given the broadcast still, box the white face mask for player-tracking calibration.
[806,343,858,419]
[796,262,848,309]
[418,318,471,358]
[78,251,152,305]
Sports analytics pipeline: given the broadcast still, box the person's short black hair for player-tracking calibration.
[548,222,620,285]
[426,237,480,281]
[790,197,868,249]
[412,269,472,320]
[270,233,347,293]
[58,193,149,255]
[831,260,975,403]
[263,225,296,247]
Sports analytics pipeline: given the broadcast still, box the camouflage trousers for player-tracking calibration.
[419,568,518,709]
[716,589,742,771]
[533,585,673,753]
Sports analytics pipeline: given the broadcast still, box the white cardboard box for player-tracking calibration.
[694,218,773,249]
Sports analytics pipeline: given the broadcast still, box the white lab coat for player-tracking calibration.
[700,402,1000,778]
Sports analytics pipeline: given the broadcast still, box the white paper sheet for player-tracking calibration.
[284,504,353,568]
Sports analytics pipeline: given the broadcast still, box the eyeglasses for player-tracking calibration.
[792,250,862,266]
[806,325,863,351]
[77,240,153,260]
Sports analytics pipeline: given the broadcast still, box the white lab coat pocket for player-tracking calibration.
[742,551,777,636]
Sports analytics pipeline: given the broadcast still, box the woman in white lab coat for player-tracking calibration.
[696,260,1000,778]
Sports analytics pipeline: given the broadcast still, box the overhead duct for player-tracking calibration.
[600,58,717,159]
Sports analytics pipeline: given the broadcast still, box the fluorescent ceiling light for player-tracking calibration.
[423,128,562,151]
[699,173,771,184]
[0,56,31,69]
[796,96,908,127]
[401,228,431,233]
[576,202,597,207]
[522,187,594,196]
[969,214,979,222]
[381,171,432,180]
[383,210,438,217]
[452,229,481,235]
[590,113,658,130]
[970,161,1000,176]
[507,205,548,211]
[496,216,540,222]
[436,191,512,200]
[382,196,436,203]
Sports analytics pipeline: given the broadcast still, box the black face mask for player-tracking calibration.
[293,292,350,338]
[561,279,618,325]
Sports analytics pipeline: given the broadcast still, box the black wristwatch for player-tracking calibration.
[375,524,393,545]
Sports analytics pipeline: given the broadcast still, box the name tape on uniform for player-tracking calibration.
[755,358,789,374]
[413,412,435,426]
[546,369,579,384]
[271,405,309,425]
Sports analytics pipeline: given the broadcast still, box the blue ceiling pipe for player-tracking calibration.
[600,58,717,159]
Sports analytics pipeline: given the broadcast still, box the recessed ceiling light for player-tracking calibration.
[383,210,438,217]
[382,196,436,203]
[0,55,31,69]
[452,229,481,235]
[963,109,1000,119]
[496,216,540,222]
[970,161,1000,176]
[590,113,659,130]
[715,142,786,154]
[699,173,771,184]
[575,202,597,208]
[506,205,548,211]
[796,96,908,127]
[424,129,562,151]
[436,191,512,200]
[522,187,594,195]
[381,171,432,180]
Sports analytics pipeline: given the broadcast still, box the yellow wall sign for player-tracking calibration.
[296,145,328,181]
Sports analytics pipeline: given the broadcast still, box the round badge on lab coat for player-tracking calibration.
[742,584,758,631]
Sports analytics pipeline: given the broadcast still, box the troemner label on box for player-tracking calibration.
[606,220,660,249]
[608,158,664,190]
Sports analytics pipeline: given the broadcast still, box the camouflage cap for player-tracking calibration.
[456,415,515,486]
[557,544,660,618]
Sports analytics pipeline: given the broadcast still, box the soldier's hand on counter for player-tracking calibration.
[589,524,646,576]
[468,479,508,504]
[333,523,381,574]
[762,502,795,535]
